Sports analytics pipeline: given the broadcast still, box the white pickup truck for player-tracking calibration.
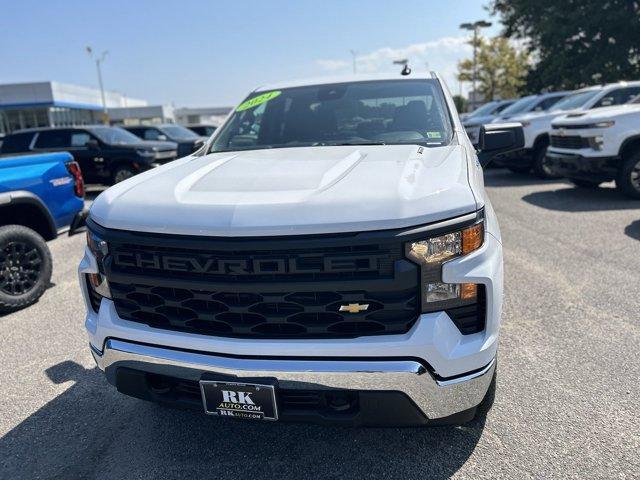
[546,94,640,198]
[496,81,640,178]
[79,73,523,426]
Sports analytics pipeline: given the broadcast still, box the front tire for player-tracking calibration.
[0,225,53,312]
[616,149,640,199]
[569,178,601,189]
[111,165,135,184]
[531,142,560,179]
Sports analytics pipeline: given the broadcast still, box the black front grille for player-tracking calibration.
[109,282,417,338]
[550,135,589,149]
[100,227,420,339]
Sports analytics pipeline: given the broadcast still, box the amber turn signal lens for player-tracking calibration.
[88,273,102,288]
[462,223,483,255]
[460,283,478,301]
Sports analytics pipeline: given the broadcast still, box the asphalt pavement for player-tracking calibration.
[1,171,638,479]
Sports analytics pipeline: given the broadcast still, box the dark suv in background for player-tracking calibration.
[0,126,178,184]
[123,124,206,157]
[185,124,217,137]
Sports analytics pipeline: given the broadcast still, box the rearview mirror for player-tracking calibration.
[157,134,168,141]
[86,139,99,150]
[477,123,525,167]
[193,138,205,150]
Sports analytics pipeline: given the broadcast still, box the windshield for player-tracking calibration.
[161,125,199,139]
[91,127,143,145]
[550,90,600,111]
[629,94,640,104]
[499,96,538,116]
[210,79,453,153]
[468,101,499,117]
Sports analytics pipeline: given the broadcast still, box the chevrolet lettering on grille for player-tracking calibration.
[112,251,385,275]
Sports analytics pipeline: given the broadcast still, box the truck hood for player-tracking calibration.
[553,104,640,124]
[90,145,477,236]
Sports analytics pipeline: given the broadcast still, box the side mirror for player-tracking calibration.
[477,123,525,167]
[193,138,205,151]
[86,139,99,150]
[157,134,168,141]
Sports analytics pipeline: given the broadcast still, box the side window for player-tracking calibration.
[126,128,142,138]
[494,102,511,113]
[594,87,640,108]
[70,132,92,147]
[0,133,34,153]
[34,130,71,149]
[143,128,161,140]
[537,96,563,111]
[618,87,640,104]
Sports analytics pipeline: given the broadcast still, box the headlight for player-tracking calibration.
[86,230,111,300]
[588,120,615,128]
[406,220,483,312]
[136,149,156,158]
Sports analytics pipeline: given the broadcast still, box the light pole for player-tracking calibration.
[86,46,109,123]
[459,20,492,107]
[349,50,358,74]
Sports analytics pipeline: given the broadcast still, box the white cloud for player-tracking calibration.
[315,36,473,95]
[315,59,350,71]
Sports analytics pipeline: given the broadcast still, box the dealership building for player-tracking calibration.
[0,81,149,135]
[0,81,232,135]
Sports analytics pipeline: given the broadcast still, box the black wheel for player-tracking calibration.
[111,165,135,184]
[531,142,560,179]
[616,148,640,199]
[507,164,531,174]
[0,225,52,312]
[569,178,601,189]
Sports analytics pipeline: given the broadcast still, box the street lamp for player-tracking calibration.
[349,50,358,74]
[86,46,109,123]
[460,20,492,107]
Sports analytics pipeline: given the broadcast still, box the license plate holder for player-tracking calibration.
[199,380,278,421]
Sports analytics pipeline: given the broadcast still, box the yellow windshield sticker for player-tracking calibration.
[236,91,282,112]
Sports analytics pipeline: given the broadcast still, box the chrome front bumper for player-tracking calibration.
[92,339,495,420]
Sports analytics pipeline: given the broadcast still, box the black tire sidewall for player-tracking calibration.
[0,225,53,311]
[111,165,135,184]
[616,149,640,199]
[569,178,601,188]
[532,143,560,179]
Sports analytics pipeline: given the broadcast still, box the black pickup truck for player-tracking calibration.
[0,126,178,185]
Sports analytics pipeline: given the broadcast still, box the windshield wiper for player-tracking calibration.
[325,141,386,146]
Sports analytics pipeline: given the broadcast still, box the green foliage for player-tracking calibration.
[490,0,640,91]
[457,36,529,101]
[452,95,467,113]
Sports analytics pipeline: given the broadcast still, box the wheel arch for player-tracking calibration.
[619,135,640,159]
[0,191,57,240]
[533,133,549,151]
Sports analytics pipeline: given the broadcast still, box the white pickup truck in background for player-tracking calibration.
[546,94,640,198]
[495,81,640,178]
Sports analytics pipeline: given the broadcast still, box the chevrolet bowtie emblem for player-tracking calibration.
[339,303,369,313]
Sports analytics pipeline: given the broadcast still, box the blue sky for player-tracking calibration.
[0,0,499,107]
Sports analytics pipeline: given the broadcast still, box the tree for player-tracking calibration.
[490,0,640,91]
[457,36,529,101]
[452,95,467,113]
